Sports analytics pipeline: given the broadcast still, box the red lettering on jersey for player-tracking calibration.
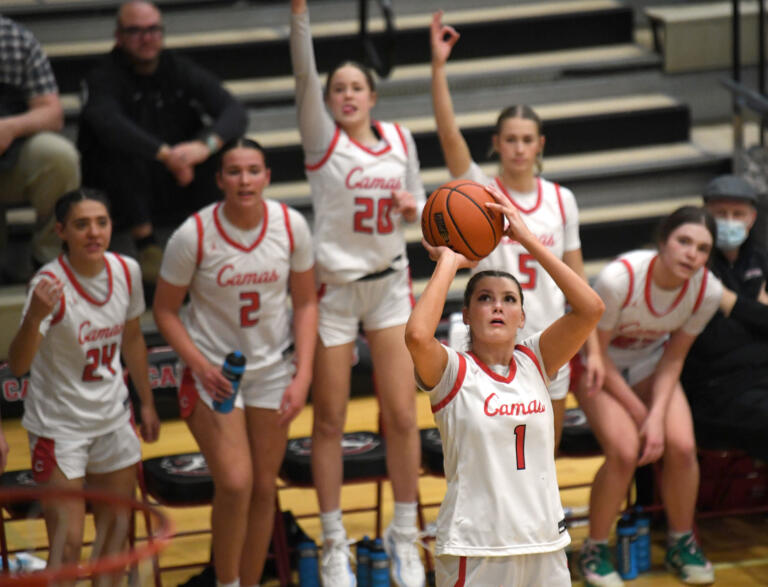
[3,378,28,401]
[216,264,279,287]
[345,167,402,191]
[77,321,124,345]
[483,393,545,417]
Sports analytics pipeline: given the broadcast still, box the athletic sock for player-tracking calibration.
[392,501,418,531]
[217,580,239,587]
[320,509,346,541]
[668,530,692,546]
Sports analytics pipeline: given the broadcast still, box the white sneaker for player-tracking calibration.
[383,524,426,587]
[320,536,356,587]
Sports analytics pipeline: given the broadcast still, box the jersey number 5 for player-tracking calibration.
[240,291,261,327]
[82,343,118,382]
[518,254,537,290]
[354,196,395,234]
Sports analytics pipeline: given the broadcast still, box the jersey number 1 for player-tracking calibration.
[514,424,527,470]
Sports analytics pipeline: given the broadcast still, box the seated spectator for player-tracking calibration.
[682,175,768,460]
[0,15,80,274]
[78,0,247,282]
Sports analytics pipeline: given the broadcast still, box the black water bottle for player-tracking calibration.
[213,351,246,413]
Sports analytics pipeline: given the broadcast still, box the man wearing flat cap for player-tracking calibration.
[681,175,768,459]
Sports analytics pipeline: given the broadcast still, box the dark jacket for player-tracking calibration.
[78,47,246,163]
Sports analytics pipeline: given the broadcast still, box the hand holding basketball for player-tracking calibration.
[484,182,535,245]
[421,179,504,260]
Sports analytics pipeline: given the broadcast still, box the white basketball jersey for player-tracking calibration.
[305,121,417,284]
[595,250,723,364]
[160,200,313,372]
[22,253,144,439]
[427,334,570,556]
[462,164,580,337]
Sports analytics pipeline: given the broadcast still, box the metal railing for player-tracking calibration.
[725,0,768,172]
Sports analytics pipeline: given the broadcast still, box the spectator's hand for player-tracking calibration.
[391,190,418,222]
[0,429,8,474]
[159,147,195,186]
[0,120,15,155]
[193,361,233,404]
[28,278,63,322]
[139,402,161,443]
[171,141,211,168]
[430,11,460,67]
[638,412,664,466]
[278,378,309,427]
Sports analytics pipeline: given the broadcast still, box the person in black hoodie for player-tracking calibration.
[78,1,246,283]
[682,175,768,460]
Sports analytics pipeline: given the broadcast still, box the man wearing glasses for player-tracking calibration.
[78,1,247,284]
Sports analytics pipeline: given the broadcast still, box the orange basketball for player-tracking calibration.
[421,179,505,261]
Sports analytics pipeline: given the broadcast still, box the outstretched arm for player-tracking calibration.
[430,11,472,177]
[405,244,476,388]
[485,184,604,377]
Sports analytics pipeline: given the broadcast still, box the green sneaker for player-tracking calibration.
[579,541,624,587]
[665,533,714,584]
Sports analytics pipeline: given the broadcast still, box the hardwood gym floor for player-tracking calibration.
[2,393,768,585]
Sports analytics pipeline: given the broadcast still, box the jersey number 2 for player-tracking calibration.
[82,343,118,382]
[354,197,394,234]
[240,291,261,327]
[514,424,527,470]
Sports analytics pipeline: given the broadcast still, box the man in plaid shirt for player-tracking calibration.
[0,15,79,270]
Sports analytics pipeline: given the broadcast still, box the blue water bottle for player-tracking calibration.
[616,513,638,580]
[369,538,390,587]
[357,535,371,587]
[213,351,246,413]
[635,508,651,572]
[297,540,320,587]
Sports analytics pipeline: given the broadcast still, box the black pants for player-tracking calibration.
[686,369,768,461]
[82,148,219,231]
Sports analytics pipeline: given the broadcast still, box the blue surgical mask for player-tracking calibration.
[715,218,748,250]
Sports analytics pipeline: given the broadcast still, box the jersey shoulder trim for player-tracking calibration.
[618,258,635,309]
[431,353,467,413]
[111,253,132,296]
[554,183,566,226]
[515,344,546,385]
[692,269,709,313]
[305,126,341,171]
[280,202,295,254]
[393,123,409,156]
[193,212,204,267]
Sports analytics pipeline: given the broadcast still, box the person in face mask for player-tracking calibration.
[681,174,768,462]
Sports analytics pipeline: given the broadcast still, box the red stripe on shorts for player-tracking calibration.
[178,367,199,419]
[453,556,467,586]
[31,437,57,483]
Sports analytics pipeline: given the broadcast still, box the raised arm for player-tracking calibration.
[485,184,604,377]
[405,244,475,388]
[8,277,62,376]
[430,11,472,177]
[289,0,336,157]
